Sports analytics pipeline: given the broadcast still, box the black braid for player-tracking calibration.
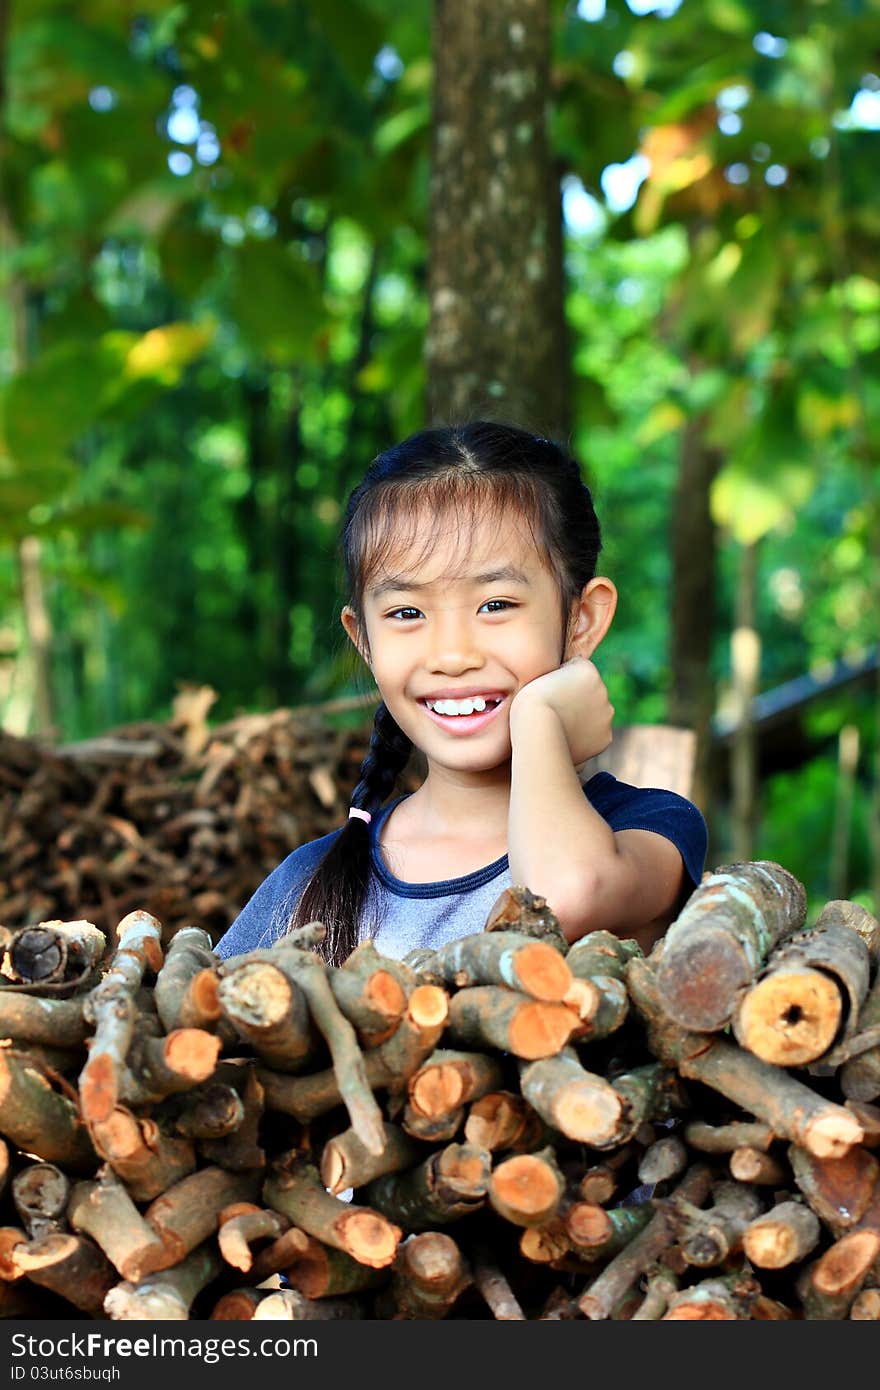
[286,702,413,964]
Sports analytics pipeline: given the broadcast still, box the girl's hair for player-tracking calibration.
[287,420,603,964]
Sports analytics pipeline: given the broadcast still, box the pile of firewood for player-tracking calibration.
[0,692,419,945]
[1,863,879,1321]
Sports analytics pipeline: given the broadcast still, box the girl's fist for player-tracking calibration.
[509,657,614,768]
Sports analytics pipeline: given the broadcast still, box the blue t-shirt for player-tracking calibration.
[215,772,708,961]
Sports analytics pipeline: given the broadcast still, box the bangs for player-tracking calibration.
[347,471,562,607]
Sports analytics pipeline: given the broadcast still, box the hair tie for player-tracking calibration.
[348,807,372,825]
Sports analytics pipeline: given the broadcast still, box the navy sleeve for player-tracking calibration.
[584,772,708,895]
[215,829,343,960]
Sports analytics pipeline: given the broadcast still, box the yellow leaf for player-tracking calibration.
[635,401,686,446]
[124,322,215,382]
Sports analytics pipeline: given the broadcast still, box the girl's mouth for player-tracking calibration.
[418,696,508,735]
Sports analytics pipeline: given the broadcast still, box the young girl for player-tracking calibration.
[216,421,708,966]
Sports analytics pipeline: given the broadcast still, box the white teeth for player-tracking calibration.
[426,696,500,716]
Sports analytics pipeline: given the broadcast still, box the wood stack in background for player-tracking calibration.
[0,690,417,947]
[1,864,879,1321]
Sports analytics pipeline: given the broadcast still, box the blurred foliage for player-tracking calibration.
[1,0,878,905]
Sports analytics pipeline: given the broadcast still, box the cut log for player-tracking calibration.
[88,1106,196,1201]
[104,1243,222,1320]
[380,1232,471,1320]
[734,914,870,1066]
[144,1166,260,1265]
[631,1269,678,1320]
[69,1167,172,1282]
[464,1091,545,1154]
[320,1123,420,1195]
[154,926,218,1030]
[789,1144,879,1236]
[662,1270,759,1320]
[170,1083,245,1140]
[11,1163,70,1240]
[217,1205,289,1272]
[841,939,880,1101]
[328,941,409,1037]
[282,1234,386,1299]
[119,1027,222,1105]
[217,960,314,1069]
[0,993,89,1048]
[408,1050,505,1121]
[263,1154,401,1269]
[683,1119,774,1154]
[471,1248,525,1320]
[11,1232,115,1316]
[0,1049,96,1171]
[198,1065,265,1171]
[252,1288,366,1320]
[655,861,807,1030]
[488,1147,565,1227]
[210,1288,265,1319]
[638,1136,688,1185]
[363,1143,490,1231]
[484,885,569,954]
[80,909,163,1124]
[427,931,572,1002]
[401,1104,465,1143]
[445,985,577,1060]
[667,1181,762,1268]
[811,1230,880,1297]
[519,1049,624,1145]
[742,1200,820,1268]
[850,1288,880,1319]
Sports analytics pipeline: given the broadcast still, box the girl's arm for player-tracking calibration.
[507,664,687,946]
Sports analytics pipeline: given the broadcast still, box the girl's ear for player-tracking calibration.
[565,576,617,660]
[340,606,371,669]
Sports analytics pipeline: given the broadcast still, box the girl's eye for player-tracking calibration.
[386,600,516,621]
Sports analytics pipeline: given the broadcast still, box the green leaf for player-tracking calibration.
[229,242,327,365]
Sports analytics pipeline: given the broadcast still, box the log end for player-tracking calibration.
[656,930,752,1031]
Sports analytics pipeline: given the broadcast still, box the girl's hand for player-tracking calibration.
[509,657,614,768]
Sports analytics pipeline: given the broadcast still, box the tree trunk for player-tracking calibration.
[668,412,721,820]
[427,0,569,436]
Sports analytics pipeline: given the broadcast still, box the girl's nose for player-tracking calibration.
[427,611,484,671]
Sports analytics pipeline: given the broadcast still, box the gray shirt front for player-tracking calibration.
[215,773,709,962]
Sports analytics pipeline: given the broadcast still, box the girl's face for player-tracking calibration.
[342,508,595,778]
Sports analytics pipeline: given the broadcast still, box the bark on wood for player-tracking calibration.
[118,1027,222,1105]
[408,1049,505,1121]
[426,931,572,1002]
[472,1248,525,1319]
[11,1232,115,1316]
[144,1166,260,1265]
[0,1049,96,1170]
[320,1123,420,1195]
[154,927,219,1031]
[638,1136,688,1186]
[256,986,447,1123]
[363,1143,490,1230]
[519,1049,624,1145]
[578,1164,712,1320]
[445,985,577,1060]
[263,1154,402,1269]
[87,1105,196,1202]
[104,1243,223,1320]
[80,910,163,1124]
[488,1147,565,1227]
[734,918,870,1066]
[210,1288,265,1319]
[217,1205,289,1272]
[282,1234,386,1299]
[11,1162,69,1240]
[845,1099,880,1146]
[676,1036,864,1158]
[683,1119,774,1154]
[631,1269,679,1320]
[252,1287,366,1320]
[564,931,638,1038]
[841,941,880,1101]
[69,1167,172,1282]
[267,949,387,1155]
[655,861,807,1030]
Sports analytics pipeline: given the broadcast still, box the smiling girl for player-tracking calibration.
[216,421,707,965]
